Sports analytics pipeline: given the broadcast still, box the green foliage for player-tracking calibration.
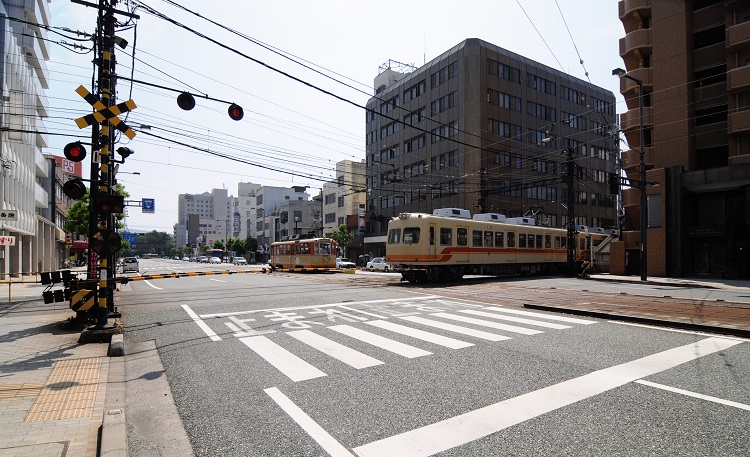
[63,184,131,236]
[132,231,174,257]
[213,240,224,250]
[329,224,354,256]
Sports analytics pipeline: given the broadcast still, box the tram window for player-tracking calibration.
[545,235,552,248]
[388,229,401,244]
[472,230,482,247]
[507,232,516,247]
[484,231,493,247]
[403,228,420,244]
[429,227,435,246]
[561,236,567,249]
[554,237,561,249]
[495,232,504,248]
[536,235,543,249]
[528,234,535,248]
[579,238,586,251]
[440,228,452,245]
[319,242,331,255]
[300,243,310,254]
[457,228,468,246]
[519,234,527,248]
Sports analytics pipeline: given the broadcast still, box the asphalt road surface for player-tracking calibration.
[117,260,750,456]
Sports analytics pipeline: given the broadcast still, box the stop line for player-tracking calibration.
[182,296,597,383]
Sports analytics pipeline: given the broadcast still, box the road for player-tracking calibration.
[118,259,750,456]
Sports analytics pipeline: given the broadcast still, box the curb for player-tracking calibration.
[523,303,750,339]
[100,335,127,456]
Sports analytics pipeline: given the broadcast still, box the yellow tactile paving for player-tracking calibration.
[25,358,102,422]
[0,383,44,398]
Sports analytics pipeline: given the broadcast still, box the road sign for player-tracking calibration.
[142,198,155,214]
[74,85,137,140]
[122,233,137,248]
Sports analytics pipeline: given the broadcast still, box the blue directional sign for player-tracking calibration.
[122,233,137,248]
[142,198,155,214]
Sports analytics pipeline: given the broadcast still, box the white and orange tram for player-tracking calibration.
[385,208,603,282]
[269,237,338,271]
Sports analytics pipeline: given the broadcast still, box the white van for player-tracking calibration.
[122,257,139,273]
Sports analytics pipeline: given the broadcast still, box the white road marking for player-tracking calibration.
[181,304,221,341]
[209,278,226,283]
[287,330,384,369]
[398,316,512,342]
[143,280,162,290]
[459,309,571,330]
[635,380,750,411]
[353,337,743,457]
[265,387,355,457]
[485,306,596,325]
[240,336,326,382]
[366,320,473,349]
[610,321,750,342]
[328,325,432,358]
[431,313,543,335]
[200,296,442,318]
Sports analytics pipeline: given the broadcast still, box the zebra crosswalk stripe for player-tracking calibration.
[483,306,597,325]
[239,335,326,382]
[431,313,543,335]
[458,309,571,330]
[328,325,432,358]
[398,316,512,342]
[287,330,384,369]
[366,320,474,349]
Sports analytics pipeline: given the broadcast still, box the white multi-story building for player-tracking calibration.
[0,0,54,278]
[321,160,366,236]
[175,188,236,249]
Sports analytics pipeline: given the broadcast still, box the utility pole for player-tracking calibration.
[565,147,576,274]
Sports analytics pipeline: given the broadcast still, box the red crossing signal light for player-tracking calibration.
[62,178,87,200]
[228,103,244,121]
[64,142,87,162]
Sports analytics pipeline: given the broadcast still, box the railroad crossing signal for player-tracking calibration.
[89,229,122,255]
[74,85,137,140]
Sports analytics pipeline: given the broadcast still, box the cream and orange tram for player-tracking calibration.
[386,208,594,282]
[269,237,338,271]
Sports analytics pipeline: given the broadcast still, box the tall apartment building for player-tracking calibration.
[364,38,617,256]
[613,0,750,278]
[175,189,235,248]
[321,159,366,259]
[0,0,53,277]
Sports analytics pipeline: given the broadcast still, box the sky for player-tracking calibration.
[46,0,626,233]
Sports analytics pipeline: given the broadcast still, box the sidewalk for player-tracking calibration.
[0,282,121,457]
[524,273,750,339]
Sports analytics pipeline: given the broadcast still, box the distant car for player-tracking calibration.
[198,256,209,263]
[233,257,247,265]
[122,257,139,273]
[173,256,180,260]
[336,257,356,269]
[209,256,222,264]
[182,256,189,261]
[366,257,391,272]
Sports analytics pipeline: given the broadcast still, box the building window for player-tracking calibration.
[647,194,662,227]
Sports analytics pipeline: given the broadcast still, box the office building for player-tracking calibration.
[364,38,618,256]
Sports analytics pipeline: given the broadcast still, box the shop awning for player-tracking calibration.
[70,240,88,252]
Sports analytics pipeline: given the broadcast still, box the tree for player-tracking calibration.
[329,224,354,257]
[64,184,130,236]
[133,231,174,257]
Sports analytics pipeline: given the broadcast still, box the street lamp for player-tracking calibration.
[613,67,647,281]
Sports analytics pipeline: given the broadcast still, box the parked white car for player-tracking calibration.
[366,257,392,272]
[233,257,248,265]
[336,257,356,269]
[209,256,222,264]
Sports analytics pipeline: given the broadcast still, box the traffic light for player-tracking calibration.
[63,178,87,200]
[92,194,125,214]
[177,92,196,110]
[64,142,87,162]
[608,174,620,195]
[116,147,134,159]
[228,103,244,121]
